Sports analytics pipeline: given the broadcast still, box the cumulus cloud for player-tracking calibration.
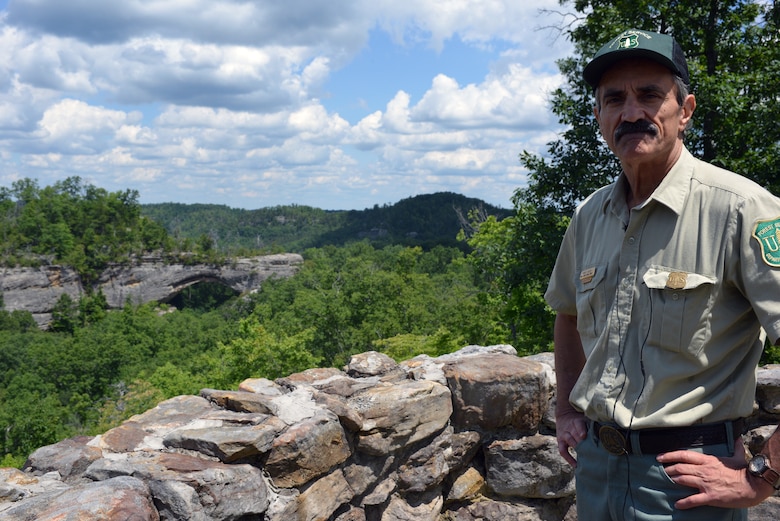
[412,64,558,130]
[0,0,574,209]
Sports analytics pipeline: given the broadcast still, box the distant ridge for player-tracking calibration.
[142,192,513,253]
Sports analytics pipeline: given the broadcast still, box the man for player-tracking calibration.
[545,28,780,519]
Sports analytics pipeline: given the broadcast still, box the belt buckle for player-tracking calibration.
[598,425,628,455]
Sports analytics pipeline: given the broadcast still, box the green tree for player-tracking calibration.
[461,204,568,353]
[213,317,321,388]
[0,177,178,278]
[138,216,172,252]
[78,290,108,327]
[374,327,466,361]
[523,0,780,213]
[497,1,780,352]
[0,308,37,333]
[50,294,79,334]
[248,242,507,367]
[0,368,70,458]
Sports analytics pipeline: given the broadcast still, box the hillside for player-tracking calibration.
[141,192,513,253]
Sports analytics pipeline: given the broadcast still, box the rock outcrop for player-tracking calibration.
[0,253,303,327]
[2,346,779,520]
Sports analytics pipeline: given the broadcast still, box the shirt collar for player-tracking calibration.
[604,146,695,217]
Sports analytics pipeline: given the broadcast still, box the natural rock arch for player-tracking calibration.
[0,253,303,327]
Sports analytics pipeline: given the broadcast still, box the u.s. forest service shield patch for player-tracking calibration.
[753,216,780,267]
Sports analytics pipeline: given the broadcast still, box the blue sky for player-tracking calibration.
[0,0,576,210]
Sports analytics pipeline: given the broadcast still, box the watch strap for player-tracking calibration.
[760,465,780,490]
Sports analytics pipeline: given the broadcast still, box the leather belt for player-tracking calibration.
[593,420,744,455]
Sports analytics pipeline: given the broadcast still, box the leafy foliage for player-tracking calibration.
[0,177,174,279]
[523,0,780,214]
[246,242,509,368]
[460,203,569,353]
[213,319,322,388]
[0,236,517,465]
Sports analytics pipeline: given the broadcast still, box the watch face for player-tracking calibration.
[749,454,769,474]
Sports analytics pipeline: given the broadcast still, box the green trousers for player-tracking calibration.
[574,425,747,520]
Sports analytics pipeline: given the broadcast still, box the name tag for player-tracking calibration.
[580,267,596,284]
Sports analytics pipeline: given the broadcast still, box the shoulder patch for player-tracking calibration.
[753,216,780,267]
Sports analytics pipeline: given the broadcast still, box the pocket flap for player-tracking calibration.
[643,267,716,290]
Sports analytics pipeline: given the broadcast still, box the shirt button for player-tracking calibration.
[628,236,636,245]
[672,293,680,301]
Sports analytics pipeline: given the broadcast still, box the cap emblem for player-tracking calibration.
[618,34,639,50]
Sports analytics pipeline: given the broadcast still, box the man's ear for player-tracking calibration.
[680,94,696,130]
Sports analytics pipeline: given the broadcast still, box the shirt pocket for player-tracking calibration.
[642,267,716,356]
[575,263,609,343]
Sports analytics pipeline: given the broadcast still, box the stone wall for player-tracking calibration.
[1,345,779,520]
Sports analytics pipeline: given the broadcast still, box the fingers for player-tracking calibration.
[558,440,578,467]
[557,423,586,467]
[571,418,588,441]
[674,492,708,510]
[657,449,706,465]
[556,412,588,467]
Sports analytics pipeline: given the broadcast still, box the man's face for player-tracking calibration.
[594,58,695,166]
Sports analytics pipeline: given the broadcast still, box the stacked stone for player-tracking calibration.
[1,346,779,520]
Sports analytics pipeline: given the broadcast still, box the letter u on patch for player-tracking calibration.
[752,216,780,267]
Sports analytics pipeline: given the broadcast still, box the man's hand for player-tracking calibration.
[657,440,774,509]
[552,313,587,468]
[556,409,588,467]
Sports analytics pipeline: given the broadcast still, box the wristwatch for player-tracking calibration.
[748,454,780,489]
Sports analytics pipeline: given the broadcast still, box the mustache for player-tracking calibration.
[614,120,659,142]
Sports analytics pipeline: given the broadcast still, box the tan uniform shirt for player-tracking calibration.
[545,147,780,428]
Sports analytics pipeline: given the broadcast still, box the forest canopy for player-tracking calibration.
[0,177,173,279]
[0,178,529,468]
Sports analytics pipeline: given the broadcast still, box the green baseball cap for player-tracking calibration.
[583,29,689,89]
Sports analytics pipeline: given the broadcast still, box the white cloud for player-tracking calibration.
[115,125,158,146]
[412,63,561,129]
[373,0,572,55]
[287,104,350,139]
[0,0,575,209]
[419,148,496,171]
[36,99,142,154]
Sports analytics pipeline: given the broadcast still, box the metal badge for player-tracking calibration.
[598,425,628,455]
[665,271,688,290]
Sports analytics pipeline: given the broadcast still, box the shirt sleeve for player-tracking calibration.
[738,190,780,344]
[544,215,578,316]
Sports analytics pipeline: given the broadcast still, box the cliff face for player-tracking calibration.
[0,253,303,327]
[2,346,780,521]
